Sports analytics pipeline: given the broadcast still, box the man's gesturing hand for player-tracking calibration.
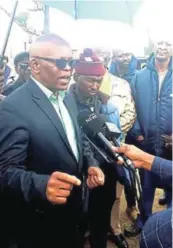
[87,167,105,189]
[46,172,81,205]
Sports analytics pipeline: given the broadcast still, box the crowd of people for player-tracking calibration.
[0,34,172,248]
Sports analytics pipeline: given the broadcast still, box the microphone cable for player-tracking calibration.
[111,137,142,211]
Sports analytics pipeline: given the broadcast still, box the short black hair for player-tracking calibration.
[14,52,29,66]
[35,33,70,47]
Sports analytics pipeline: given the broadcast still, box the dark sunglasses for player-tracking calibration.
[18,63,30,70]
[32,56,78,70]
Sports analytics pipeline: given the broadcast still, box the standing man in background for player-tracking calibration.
[3,56,12,85]
[94,47,139,240]
[2,52,31,96]
[109,47,138,85]
[130,38,172,223]
[68,48,119,248]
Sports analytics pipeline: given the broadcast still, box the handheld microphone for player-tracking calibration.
[78,109,142,209]
[104,122,136,171]
[77,109,134,171]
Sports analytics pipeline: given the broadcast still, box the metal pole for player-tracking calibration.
[43,5,49,34]
[74,0,78,20]
[0,0,19,68]
[24,41,27,51]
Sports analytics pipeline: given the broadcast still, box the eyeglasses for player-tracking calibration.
[18,63,30,70]
[32,56,78,70]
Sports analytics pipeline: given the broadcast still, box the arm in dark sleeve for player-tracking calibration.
[151,157,172,187]
[129,73,143,137]
[0,103,49,204]
[82,133,99,168]
[129,118,143,138]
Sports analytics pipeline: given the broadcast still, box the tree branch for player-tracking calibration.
[0,6,40,36]
[28,1,44,12]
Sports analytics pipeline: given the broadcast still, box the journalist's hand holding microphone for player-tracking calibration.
[112,144,155,171]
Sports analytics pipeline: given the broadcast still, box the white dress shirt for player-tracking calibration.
[31,76,79,161]
[158,69,168,96]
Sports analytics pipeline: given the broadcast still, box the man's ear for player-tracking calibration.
[73,73,80,83]
[30,58,40,74]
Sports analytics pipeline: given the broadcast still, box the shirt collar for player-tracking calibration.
[31,76,53,99]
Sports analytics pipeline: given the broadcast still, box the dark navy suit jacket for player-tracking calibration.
[140,157,172,248]
[0,78,96,247]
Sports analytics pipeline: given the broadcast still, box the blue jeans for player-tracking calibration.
[139,170,160,223]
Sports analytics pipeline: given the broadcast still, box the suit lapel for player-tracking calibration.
[26,79,75,157]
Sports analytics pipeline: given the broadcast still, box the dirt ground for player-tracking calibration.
[85,189,165,248]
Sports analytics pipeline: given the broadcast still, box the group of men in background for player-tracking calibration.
[0,35,172,248]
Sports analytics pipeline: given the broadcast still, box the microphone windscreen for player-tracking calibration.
[105,122,122,139]
[77,109,106,137]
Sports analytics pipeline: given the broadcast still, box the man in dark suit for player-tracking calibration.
[0,34,104,248]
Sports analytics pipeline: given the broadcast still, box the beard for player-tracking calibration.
[155,56,169,63]
[118,63,129,75]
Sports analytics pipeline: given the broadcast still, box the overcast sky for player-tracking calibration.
[0,0,173,57]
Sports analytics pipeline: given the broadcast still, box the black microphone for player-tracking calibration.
[104,122,122,140]
[104,122,136,171]
[78,110,142,208]
[77,109,131,168]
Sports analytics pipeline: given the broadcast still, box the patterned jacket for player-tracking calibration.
[100,72,136,134]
